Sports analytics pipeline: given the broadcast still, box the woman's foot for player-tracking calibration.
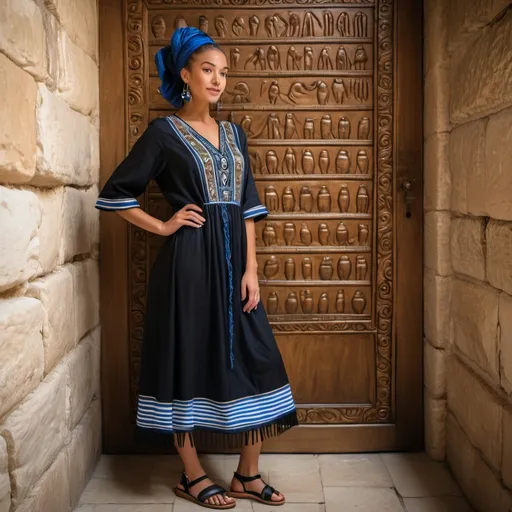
[177,472,236,507]
[230,472,285,503]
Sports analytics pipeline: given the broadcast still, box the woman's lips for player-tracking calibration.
[207,88,221,94]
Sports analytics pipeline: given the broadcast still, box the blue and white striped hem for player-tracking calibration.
[95,197,140,211]
[243,205,268,220]
[136,383,295,432]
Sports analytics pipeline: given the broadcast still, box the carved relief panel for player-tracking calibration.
[128,0,393,429]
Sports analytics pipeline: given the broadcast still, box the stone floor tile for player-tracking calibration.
[253,503,325,512]
[173,496,252,511]
[319,454,393,488]
[261,455,323,503]
[380,453,461,498]
[324,487,405,512]
[78,457,176,504]
[94,506,172,512]
[403,496,474,512]
[74,506,94,512]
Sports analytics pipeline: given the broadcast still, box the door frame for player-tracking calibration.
[98,0,423,454]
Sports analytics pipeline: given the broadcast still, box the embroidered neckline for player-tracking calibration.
[172,114,225,155]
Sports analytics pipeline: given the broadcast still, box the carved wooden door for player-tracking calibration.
[99,0,423,453]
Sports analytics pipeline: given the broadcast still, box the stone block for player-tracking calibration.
[486,107,512,221]
[0,298,44,419]
[0,0,47,81]
[449,119,487,215]
[66,399,102,509]
[91,125,100,184]
[424,388,446,461]
[499,292,512,395]
[15,449,70,512]
[56,28,99,119]
[27,267,76,375]
[424,0,450,75]
[424,341,446,397]
[451,279,499,379]
[0,187,41,293]
[447,357,502,470]
[486,220,512,296]
[450,217,486,281]
[34,187,64,274]
[424,65,451,138]
[424,211,452,275]
[424,132,451,212]
[503,406,512,490]
[0,437,9,512]
[69,259,100,342]
[447,413,512,512]
[450,8,512,124]
[424,269,452,348]
[449,0,512,51]
[0,53,37,184]
[0,365,68,508]
[62,187,99,261]
[46,0,98,62]
[66,330,100,430]
[33,84,93,187]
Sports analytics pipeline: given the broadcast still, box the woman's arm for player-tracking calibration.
[115,204,205,236]
[241,218,260,313]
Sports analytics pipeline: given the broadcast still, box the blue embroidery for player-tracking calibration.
[221,203,235,369]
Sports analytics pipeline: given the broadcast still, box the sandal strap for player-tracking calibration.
[197,484,227,503]
[186,474,209,490]
[261,484,277,501]
[233,471,262,483]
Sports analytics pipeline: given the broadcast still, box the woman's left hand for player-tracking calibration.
[241,269,260,313]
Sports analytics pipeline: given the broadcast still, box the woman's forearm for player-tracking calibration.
[244,218,258,273]
[116,207,165,236]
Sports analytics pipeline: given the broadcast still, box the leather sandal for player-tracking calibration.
[227,471,285,506]
[174,472,236,509]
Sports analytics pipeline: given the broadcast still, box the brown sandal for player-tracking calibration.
[227,471,285,506]
[174,472,236,509]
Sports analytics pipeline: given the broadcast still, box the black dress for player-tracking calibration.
[96,114,298,447]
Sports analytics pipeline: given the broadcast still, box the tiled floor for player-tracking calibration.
[75,453,475,512]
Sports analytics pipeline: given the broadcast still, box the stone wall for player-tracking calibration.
[424,1,512,510]
[0,1,101,511]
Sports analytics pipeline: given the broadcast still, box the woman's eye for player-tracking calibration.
[203,68,212,73]
[221,72,228,78]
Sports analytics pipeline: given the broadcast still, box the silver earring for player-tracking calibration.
[181,83,191,102]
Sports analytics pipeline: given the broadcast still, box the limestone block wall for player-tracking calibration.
[424,1,512,511]
[0,1,101,511]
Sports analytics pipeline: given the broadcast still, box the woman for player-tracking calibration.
[96,27,298,509]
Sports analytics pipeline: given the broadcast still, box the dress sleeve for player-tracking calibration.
[237,125,268,222]
[95,122,165,211]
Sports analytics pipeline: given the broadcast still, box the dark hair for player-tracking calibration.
[183,43,226,71]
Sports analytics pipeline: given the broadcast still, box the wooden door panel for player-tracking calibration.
[98,0,423,453]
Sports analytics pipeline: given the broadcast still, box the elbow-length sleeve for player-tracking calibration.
[96,122,165,211]
[237,125,268,223]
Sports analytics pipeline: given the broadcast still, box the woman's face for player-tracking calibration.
[182,48,228,105]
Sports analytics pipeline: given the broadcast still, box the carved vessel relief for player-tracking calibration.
[260,183,372,214]
[259,220,370,247]
[259,254,369,281]
[232,113,371,140]
[150,11,371,40]
[248,147,370,175]
[262,288,369,315]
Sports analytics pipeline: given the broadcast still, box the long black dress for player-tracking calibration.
[96,114,298,447]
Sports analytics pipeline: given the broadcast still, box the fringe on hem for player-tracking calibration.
[134,410,299,450]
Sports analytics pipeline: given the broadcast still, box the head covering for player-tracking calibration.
[155,27,218,108]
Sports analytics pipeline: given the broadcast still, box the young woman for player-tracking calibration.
[96,27,298,509]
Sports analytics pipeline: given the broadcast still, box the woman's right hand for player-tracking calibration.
[159,204,205,236]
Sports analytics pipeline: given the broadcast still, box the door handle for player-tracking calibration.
[402,179,415,218]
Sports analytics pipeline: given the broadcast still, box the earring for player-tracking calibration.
[181,83,191,102]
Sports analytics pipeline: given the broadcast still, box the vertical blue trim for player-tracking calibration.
[221,204,235,370]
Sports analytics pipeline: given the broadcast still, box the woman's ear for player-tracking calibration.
[180,68,190,84]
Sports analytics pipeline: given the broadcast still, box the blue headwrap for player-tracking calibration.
[155,27,218,108]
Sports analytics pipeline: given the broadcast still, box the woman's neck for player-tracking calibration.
[176,101,212,123]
